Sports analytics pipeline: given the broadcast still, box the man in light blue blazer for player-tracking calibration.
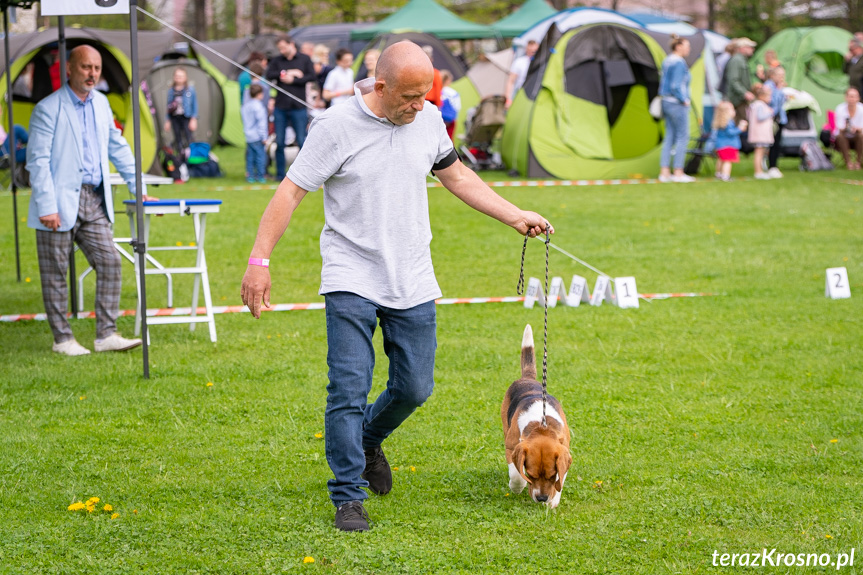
[27,45,155,356]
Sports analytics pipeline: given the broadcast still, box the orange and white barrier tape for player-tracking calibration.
[0,293,715,323]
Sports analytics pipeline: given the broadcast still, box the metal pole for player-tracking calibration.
[130,0,150,378]
[57,15,78,315]
[4,8,20,283]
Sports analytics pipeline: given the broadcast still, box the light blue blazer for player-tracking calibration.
[26,85,145,232]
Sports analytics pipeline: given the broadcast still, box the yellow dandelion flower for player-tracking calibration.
[176,241,183,247]
[830,439,838,443]
[303,557,315,564]
[79,396,86,401]
[410,466,416,472]
[505,493,510,497]
[86,505,96,513]
[206,382,214,387]
[826,534,833,539]
[393,466,399,471]
[111,513,120,520]
[189,242,196,247]
[25,277,31,283]
[67,501,85,511]
[103,504,113,512]
[86,497,100,505]
[314,433,323,439]
[133,509,138,515]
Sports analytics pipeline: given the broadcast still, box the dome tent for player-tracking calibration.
[751,26,853,129]
[0,27,170,172]
[502,22,706,179]
[147,55,225,148]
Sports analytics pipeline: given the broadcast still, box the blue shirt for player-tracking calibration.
[711,119,743,151]
[764,80,787,125]
[241,98,268,143]
[659,54,691,104]
[66,84,102,186]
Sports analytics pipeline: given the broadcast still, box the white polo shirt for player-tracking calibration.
[287,77,455,309]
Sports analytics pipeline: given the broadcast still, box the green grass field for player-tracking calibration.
[1,148,861,574]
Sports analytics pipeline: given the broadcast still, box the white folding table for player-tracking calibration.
[76,174,176,311]
[123,199,222,342]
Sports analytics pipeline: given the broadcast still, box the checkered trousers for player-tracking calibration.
[36,184,122,342]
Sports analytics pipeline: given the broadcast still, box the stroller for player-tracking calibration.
[460,95,506,171]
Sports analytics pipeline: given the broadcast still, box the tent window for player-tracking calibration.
[605,60,635,88]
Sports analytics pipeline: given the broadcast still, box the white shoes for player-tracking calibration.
[659,174,696,183]
[754,172,772,180]
[94,333,143,352]
[672,174,696,183]
[53,339,91,356]
[767,167,783,179]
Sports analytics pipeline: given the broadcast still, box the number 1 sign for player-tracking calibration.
[826,267,851,299]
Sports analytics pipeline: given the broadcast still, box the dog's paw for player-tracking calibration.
[508,463,528,493]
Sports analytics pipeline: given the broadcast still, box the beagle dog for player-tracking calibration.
[501,324,572,508]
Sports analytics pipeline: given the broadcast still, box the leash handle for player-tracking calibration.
[516,234,529,295]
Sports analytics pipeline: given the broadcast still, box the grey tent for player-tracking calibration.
[147,55,225,148]
[289,24,372,58]
[203,34,281,80]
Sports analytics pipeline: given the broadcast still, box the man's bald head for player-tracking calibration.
[374,41,433,86]
[68,44,101,67]
[67,44,102,99]
[367,41,435,126]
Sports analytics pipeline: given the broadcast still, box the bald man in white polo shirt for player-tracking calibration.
[241,41,554,532]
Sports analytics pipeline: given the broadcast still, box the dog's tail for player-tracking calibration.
[521,324,537,380]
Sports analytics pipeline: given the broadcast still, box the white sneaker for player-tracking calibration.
[94,333,143,352]
[53,339,91,356]
[658,174,673,183]
[767,167,783,179]
[672,174,696,183]
[754,172,772,180]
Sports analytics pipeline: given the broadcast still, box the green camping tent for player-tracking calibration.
[0,28,168,172]
[502,23,705,179]
[751,26,852,129]
[351,0,498,40]
[490,0,557,39]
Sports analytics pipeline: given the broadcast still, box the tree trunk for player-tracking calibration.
[194,0,207,42]
[251,0,261,34]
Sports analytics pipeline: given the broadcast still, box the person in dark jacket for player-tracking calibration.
[266,35,315,179]
[844,39,863,94]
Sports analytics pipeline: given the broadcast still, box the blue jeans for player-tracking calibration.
[324,292,437,506]
[660,100,690,170]
[273,107,308,178]
[245,140,266,179]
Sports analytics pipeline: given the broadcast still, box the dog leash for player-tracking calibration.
[516,226,551,428]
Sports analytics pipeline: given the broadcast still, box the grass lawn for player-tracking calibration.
[1,147,862,574]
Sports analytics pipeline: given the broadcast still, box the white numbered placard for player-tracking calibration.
[42,0,130,15]
[523,277,546,308]
[563,275,590,307]
[547,276,563,308]
[591,276,613,306]
[826,267,851,299]
[614,277,640,309]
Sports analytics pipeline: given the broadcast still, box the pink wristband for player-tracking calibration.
[248,257,270,268]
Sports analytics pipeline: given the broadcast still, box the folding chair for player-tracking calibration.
[684,132,716,176]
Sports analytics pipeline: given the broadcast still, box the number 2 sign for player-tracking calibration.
[826,267,851,299]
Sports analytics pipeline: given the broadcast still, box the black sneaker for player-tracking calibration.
[334,500,371,532]
[362,445,393,495]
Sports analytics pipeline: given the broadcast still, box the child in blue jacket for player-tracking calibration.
[711,101,747,181]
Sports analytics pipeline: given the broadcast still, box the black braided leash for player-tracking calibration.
[516,226,551,428]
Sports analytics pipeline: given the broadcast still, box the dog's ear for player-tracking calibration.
[513,443,531,484]
[554,450,572,493]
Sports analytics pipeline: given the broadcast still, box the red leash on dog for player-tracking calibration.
[516,227,551,428]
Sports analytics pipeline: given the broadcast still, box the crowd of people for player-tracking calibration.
[658,31,863,182]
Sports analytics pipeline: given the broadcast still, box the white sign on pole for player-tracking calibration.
[614,277,640,309]
[523,277,546,309]
[591,276,613,306]
[825,267,851,299]
[41,0,131,16]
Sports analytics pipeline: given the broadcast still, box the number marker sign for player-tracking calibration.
[826,267,851,299]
